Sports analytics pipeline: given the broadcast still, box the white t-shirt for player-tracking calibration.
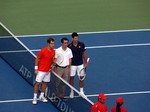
[55,47,73,66]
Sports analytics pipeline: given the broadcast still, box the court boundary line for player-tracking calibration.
[1,90,150,103]
[86,43,150,49]
[86,90,150,97]
[17,29,150,37]
[1,42,150,54]
[0,98,37,103]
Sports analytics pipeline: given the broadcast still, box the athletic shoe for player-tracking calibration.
[39,96,48,102]
[32,98,37,104]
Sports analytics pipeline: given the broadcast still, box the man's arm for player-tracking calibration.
[34,57,39,74]
[68,58,72,74]
[83,51,88,67]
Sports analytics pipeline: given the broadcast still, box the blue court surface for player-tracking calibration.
[0,57,60,112]
[1,29,150,111]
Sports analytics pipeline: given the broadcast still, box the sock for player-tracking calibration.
[34,93,37,99]
[80,88,84,92]
[71,89,73,93]
[40,92,44,98]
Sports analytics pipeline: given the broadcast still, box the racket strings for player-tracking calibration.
[79,68,86,77]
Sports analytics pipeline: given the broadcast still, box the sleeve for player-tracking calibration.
[111,107,115,112]
[69,49,73,59]
[91,104,98,112]
[54,50,56,57]
[82,42,86,52]
[123,108,128,112]
[55,50,58,58]
[37,49,43,59]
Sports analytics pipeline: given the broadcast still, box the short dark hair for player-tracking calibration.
[72,32,78,38]
[61,37,69,43]
[47,38,54,43]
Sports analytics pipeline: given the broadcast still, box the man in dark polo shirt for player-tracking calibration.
[68,32,89,98]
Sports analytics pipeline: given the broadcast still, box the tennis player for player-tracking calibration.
[91,93,108,112]
[111,97,128,112]
[68,32,89,98]
[54,37,73,98]
[32,38,55,104]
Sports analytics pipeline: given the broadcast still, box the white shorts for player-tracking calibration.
[70,64,84,77]
[36,71,51,82]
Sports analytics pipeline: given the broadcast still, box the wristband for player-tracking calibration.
[84,59,88,64]
[84,58,90,64]
[34,66,38,70]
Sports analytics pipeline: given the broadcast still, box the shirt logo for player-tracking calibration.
[79,46,81,48]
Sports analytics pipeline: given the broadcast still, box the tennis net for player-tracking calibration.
[0,22,93,112]
[45,70,93,112]
[0,22,36,85]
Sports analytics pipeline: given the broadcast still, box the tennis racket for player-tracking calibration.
[79,58,90,81]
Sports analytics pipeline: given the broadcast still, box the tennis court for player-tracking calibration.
[0,0,150,112]
[1,22,150,111]
[0,23,93,112]
[19,29,150,112]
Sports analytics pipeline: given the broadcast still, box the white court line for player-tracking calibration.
[0,98,37,103]
[0,50,28,53]
[86,90,150,97]
[86,43,150,49]
[1,91,150,103]
[30,43,150,51]
[17,29,150,37]
[1,42,150,54]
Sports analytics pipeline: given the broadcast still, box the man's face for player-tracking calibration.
[62,40,68,48]
[72,36,78,43]
[98,98,106,104]
[49,41,54,48]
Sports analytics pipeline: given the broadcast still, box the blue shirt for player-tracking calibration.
[68,41,86,65]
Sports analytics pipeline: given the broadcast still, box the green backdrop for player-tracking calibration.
[0,0,150,35]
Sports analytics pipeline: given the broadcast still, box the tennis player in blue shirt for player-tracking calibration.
[68,32,89,98]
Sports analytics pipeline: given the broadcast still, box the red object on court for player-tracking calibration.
[111,97,128,112]
[111,106,128,112]
[98,93,107,100]
[91,101,108,112]
[116,97,124,104]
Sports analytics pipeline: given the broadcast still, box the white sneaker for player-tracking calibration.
[39,96,48,102]
[69,91,74,98]
[32,98,37,104]
[80,91,87,98]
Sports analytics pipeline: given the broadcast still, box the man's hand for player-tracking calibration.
[34,69,38,75]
